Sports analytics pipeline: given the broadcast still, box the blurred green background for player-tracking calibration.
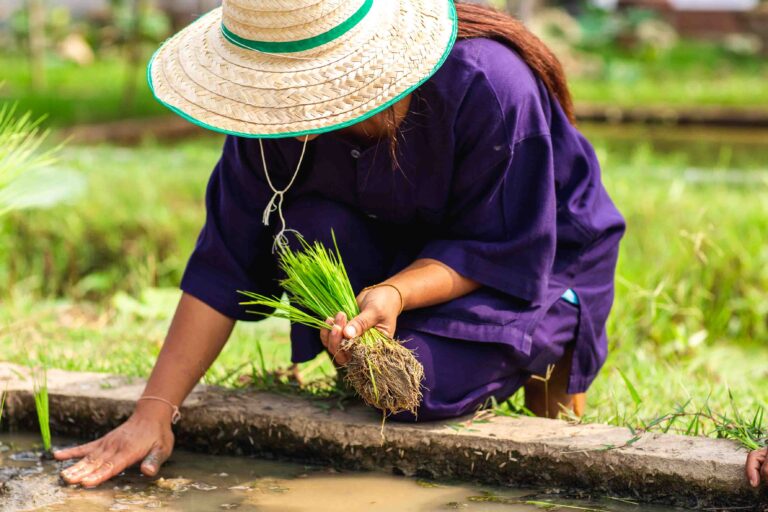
[1,0,766,441]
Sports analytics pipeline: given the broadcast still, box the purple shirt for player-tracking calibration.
[181,38,625,393]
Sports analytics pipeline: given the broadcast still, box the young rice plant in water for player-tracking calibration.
[240,234,424,415]
[33,368,52,452]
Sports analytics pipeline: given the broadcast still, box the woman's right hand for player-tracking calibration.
[53,400,175,488]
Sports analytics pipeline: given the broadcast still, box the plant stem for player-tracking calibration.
[33,367,51,452]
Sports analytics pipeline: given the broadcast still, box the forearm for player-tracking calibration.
[384,258,480,311]
[136,293,235,421]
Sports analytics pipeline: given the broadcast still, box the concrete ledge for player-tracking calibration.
[1,363,765,510]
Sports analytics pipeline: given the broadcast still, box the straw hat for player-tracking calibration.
[148,0,458,138]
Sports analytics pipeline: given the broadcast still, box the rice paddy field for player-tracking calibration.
[1,43,766,128]
[0,124,766,445]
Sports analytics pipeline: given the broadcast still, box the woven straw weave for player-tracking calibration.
[223,0,364,40]
[149,0,456,137]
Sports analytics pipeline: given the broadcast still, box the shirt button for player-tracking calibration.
[350,149,361,159]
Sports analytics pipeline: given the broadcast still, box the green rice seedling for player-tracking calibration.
[0,386,6,425]
[240,234,423,415]
[32,367,52,453]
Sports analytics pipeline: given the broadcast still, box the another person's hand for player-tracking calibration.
[746,447,767,488]
[54,400,175,488]
[319,284,403,365]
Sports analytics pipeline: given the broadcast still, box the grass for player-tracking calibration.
[570,73,768,110]
[569,41,768,109]
[0,54,167,127]
[0,129,766,448]
[32,367,51,452]
[0,139,222,299]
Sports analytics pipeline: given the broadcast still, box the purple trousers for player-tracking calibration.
[281,197,579,422]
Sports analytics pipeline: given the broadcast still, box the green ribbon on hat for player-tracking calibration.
[221,0,374,54]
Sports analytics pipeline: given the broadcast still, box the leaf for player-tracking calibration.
[0,165,85,214]
[617,368,642,407]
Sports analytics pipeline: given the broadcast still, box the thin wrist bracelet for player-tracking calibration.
[362,283,405,314]
[137,395,181,424]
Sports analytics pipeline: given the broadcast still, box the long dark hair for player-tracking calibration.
[385,2,576,163]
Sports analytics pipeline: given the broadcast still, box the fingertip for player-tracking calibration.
[141,463,158,477]
[344,325,357,338]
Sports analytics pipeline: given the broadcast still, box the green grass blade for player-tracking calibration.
[32,368,51,452]
[617,368,642,407]
[0,387,6,425]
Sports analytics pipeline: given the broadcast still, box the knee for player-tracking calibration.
[387,392,454,423]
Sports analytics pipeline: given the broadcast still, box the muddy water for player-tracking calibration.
[1,433,681,512]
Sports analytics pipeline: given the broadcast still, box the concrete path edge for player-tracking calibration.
[1,363,765,510]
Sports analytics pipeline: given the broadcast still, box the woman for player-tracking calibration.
[55,1,625,487]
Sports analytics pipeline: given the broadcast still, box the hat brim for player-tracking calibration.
[147,0,458,139]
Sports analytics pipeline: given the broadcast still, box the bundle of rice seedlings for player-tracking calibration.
[239,235,423,416]
[32,368,52,453]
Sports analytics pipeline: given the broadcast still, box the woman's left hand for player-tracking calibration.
[319,285,403,365]
[746,447,767,487]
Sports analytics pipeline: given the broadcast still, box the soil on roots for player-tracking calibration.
[341,337,424,415]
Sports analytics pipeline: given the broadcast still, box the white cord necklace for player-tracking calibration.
[259,135,309,252]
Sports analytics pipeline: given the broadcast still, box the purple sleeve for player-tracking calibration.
[180,136,282,320]
[418,133,557,304]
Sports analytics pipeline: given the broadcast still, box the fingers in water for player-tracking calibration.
[61,451,109,485]
[80,456,119,489]
[53,440,99,461]
[141,444,171,477]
